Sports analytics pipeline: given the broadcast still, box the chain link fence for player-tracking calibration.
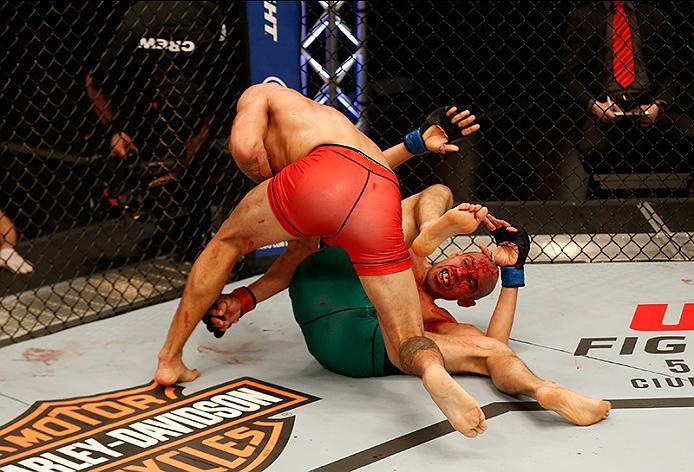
[1,1,692,345]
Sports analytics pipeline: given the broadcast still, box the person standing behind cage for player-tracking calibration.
[0,209,33,274]
[558,1,692,200]
[85,1,228,261]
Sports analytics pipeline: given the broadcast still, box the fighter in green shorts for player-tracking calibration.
[289,245,397,378]
[288,190,517,378]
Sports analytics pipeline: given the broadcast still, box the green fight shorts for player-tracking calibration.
[288,246,400,378]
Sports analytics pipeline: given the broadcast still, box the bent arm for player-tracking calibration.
[229,85,273,182]
[245,238,320,303]
[86,70,114,124]
[383,106,479,169]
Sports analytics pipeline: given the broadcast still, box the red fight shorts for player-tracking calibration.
[268,144,411,276]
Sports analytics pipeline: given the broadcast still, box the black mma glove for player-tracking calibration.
[403,105,464,155]
[492,226,530,288]
[422,106,464,144]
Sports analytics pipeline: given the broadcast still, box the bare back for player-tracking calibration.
[257,85,387,173]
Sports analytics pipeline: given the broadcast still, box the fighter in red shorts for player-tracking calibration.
[155,84,490,437]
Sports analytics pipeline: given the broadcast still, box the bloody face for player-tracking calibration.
[424,252,499,302]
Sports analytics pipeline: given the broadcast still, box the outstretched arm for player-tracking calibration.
[86,70,113,125]
[229,84,273,182]
[204,238,320,335]
[400,184,454,248]
[382,106,479,169]
[247,238,320,301]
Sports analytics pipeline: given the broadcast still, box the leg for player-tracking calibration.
[359,270,487,437]
[0,209,17,249]
[484,352,611,426]
[336,150,485,436]
[400,184,453,247]
[427,329,611,426]
[155,180,296,385]
[0,209,33,274]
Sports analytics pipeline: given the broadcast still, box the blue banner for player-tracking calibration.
[246,1,301,270]
[246,0,301,89]
[255,241,289,258]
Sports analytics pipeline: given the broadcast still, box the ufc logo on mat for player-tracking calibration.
[630,304,694,331]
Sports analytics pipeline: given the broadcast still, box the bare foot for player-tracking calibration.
[535,382,611,426]
[412,204,488,257]
[423,365,487,437]
[155,357,200,385]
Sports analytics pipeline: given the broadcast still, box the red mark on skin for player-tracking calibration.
[257,219,265,224]
[22,348,63,365]
[427,308,450,323]
[472,256,497,276]
[183,311,190,329]
[683,279,694,286]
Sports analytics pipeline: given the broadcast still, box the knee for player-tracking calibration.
[398,335,443,376]
[428,184,454,207]
[480,337,515,358]
[422,184,453,208]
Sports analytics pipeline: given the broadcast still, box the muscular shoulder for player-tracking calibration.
[237,84,273,108]
[237,84,304,112]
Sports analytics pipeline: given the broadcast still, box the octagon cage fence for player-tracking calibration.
[0,1,691,345]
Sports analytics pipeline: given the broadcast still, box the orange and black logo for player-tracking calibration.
[0,377,319,471]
